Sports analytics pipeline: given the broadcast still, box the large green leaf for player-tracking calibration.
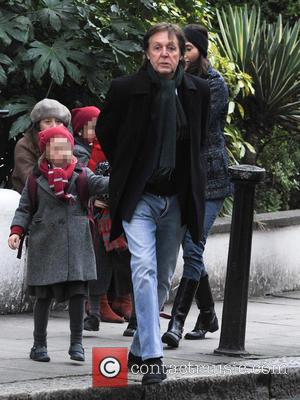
[2,96,37,117]
[112,40,142,53]
[33,0,78,32]
[0,10,31,46]
[23,39,91,84]
[9,113,32,139]
[1,96,37,139]
[49,57,64,85]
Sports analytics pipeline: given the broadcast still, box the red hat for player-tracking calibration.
[38,126,74,153]
[71,106,100,136]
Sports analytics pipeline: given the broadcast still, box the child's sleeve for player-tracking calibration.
[85,167,109,196]
[10,178,33,233]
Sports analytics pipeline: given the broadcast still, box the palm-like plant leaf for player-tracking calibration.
[216,5,300,133]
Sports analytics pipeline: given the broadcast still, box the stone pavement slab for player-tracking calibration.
[0,294,300,399]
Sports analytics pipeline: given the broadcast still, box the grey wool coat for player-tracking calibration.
[11,166,109,287]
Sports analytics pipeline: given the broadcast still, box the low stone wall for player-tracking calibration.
[1,188,300,313]
[172,209,300,300]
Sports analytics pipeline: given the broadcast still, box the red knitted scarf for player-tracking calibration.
[39,156,77,202]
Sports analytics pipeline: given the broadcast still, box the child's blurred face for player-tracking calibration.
[45,137,73,168]
[39,118,63,131]
[82,117,97,145]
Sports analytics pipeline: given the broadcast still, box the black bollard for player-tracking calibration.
[214,164,265,356]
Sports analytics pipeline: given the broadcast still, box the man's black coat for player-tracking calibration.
[96,67,210,243]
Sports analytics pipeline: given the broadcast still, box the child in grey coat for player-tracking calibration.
[8,125,109,363]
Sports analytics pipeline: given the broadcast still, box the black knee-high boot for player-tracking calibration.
[161,278,199,348]
[185,275,218,340]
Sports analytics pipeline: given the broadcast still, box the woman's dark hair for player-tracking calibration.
[25,123,41,153]
[184,24,209,78]
[143,22,186,59]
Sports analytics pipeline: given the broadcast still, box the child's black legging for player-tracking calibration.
[33,295,85,347]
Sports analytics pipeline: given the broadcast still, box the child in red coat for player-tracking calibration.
[72,106,106,167]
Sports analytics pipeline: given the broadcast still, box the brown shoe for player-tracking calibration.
[111,294,133,321]
[100,295,125,323]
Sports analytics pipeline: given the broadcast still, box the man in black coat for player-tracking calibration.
[96,22,210,385]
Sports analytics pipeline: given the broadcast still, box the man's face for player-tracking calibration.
[146,30,181,79]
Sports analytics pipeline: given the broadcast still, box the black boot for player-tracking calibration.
[184,313,207,340]
[186,275,218,338]
[197,306,219,332]
[161,278,199,348]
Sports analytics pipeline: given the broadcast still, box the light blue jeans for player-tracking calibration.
[123,193,184,360]
[182,199,224,281]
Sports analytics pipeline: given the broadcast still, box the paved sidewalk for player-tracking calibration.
[0,292,300,399]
